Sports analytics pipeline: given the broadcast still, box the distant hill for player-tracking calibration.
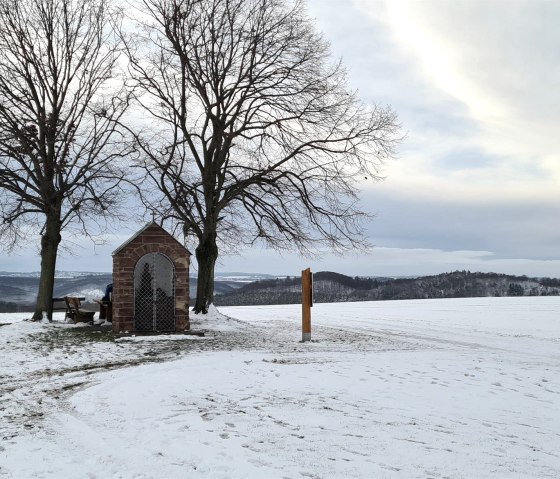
[0,271,274,312]
[0,272,113,312]
[2,269,558,312]
[215,270,560,306]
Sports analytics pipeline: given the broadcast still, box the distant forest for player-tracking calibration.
[0,301,33,313]
[215,270,560,306]
[2,270,559,313]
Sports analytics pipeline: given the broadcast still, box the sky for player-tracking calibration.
[1,0,559,278]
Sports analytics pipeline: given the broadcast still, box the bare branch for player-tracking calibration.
[124,0,401,312]
[0,0,133,318]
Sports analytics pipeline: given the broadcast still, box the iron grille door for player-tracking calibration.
[134,253,175,332]
[154,254,175,331]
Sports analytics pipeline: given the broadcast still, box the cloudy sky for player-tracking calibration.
[2,0,559,277]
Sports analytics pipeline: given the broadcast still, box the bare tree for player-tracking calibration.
[0,0,130,320]
[126,0,400,313]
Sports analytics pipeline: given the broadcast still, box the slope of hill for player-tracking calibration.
[0,271,275,311]
[2,269,558,311]
[215,270,560,306]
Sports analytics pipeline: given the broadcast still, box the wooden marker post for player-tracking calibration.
[301,268,313,342]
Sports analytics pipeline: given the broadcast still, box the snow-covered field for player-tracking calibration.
[1,297,559,478]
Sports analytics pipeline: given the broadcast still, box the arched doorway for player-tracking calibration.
[134,252,175,332]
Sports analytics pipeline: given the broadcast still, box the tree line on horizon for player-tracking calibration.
[0,0,400,319]
[215,270,560,306]
[1,269,559,313]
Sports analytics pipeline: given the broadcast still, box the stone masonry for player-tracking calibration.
[112,223,190,333]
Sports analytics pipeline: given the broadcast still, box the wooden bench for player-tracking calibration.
[52,296,85,313]
[64,296,96,323]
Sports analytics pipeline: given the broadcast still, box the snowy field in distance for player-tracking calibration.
[1,297,559,478]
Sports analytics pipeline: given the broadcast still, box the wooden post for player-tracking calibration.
[302,268,312,342]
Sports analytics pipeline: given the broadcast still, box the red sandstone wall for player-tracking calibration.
[112,224,190,333]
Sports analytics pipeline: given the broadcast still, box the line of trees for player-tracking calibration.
[215,270,560,306]
[0,0,400,317]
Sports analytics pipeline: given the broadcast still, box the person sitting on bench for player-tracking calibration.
[97,283,113,321]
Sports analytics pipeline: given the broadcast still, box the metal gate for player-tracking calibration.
[134,253,175,332]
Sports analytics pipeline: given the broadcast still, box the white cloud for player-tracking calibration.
[218,245,560,278]
[3,227,559,279]
[353,0,560,199]
[3,1,559,279]
[379,1,511,122]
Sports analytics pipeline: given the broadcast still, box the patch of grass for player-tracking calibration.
[30,326,116,352]
[61,327,116,343]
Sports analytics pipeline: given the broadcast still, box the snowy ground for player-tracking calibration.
[1,297,559,478]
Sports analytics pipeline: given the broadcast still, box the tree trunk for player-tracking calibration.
[32,216,62,321]
[193,231,219,314]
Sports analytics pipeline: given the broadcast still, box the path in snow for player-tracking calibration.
[0,308,411,442]
[1,297,559,478]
